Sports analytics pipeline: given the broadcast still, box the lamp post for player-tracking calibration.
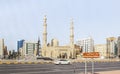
[92,58,94,74]
[85,58,87,74]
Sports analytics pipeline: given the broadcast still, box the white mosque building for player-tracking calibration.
[41,16,80,59]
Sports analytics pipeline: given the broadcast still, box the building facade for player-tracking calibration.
[76,37,94,52]
[3,46,8,59]
[117,36,120,58]
[41,16,79,59]
[94,44,107,59]
[17,39,25,58]
[17,40,25,51]
[0,39,4,59]
[106,37,117,58]
[21,41,37,60]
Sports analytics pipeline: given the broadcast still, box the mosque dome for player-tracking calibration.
[51,38,59,46]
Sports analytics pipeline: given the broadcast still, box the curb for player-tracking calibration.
[0,60,118,64]
[0,61,53,64]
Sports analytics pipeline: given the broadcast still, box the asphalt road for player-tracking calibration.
[0,62,120,74]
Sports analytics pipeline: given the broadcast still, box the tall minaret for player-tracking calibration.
[70,18,74,46]
[43,15,47,47]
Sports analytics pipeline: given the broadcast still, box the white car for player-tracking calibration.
[54,59,71,65]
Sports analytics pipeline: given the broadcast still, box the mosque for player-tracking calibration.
[41,16,80,59]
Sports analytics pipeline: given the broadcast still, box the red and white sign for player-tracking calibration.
[83,52,100,58]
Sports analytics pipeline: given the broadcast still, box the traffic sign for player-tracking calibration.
[83,52,100,58]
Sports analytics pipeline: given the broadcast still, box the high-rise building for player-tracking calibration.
[0,39,4,59]
[117,36,120,58]
[22,41,37,60]
[3,46,8,59]
[17,40,25,51]
[94,44,107,59]
[17,39,25,59]
[106,37,117,58]
[76,37,94,52]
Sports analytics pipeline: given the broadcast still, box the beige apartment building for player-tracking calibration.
[0,39,4,59]
[21,41,37,60]
[94,44,107,58]
[106,37,117,58]
[41,16,80,59]
[76,37,94,52]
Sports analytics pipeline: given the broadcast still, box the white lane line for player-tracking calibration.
[10,66,120,74]
[0,66,73,71]
[10,69,74,74]
[0,65,74,71]
[0,65,119,71]
[0,67,50,71]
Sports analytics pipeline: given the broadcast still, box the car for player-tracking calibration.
[54,59,71,65]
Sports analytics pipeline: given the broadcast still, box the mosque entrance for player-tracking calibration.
[59,53,67,59]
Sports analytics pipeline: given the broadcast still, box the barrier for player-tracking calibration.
[0,59,118,64]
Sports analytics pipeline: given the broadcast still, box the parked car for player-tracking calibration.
[54,59,71,65]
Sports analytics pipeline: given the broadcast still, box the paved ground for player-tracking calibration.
[0,62,120,74]
[97,70,120,74]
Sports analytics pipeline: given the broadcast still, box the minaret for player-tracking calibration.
[43,15,47,47]
[70,18,74,46]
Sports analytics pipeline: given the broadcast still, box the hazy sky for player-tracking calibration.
[0,0,120,50]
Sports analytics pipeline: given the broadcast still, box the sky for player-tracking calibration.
[0,0,120,50]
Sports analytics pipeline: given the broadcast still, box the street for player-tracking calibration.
[0,62,120,74]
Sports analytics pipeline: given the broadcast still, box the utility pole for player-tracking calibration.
[85,58,87,74]
[92,58,94,74]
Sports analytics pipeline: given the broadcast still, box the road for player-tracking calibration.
[0,62,120,74]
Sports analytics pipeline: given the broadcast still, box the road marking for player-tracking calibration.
[0,65,74,71]
[0,64,120,71]
[10,66,120,74]
[0,67,51,71]
[10,69,74,74]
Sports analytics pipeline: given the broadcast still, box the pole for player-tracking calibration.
[85,58,87,74]
[74,64,75,73]
[92,58,94,74]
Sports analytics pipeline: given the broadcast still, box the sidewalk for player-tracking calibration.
[96,70,120,74]
[78,70,120,74]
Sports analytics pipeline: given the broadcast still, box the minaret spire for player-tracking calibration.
[43,15,47,47]
[70,18,74,46]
